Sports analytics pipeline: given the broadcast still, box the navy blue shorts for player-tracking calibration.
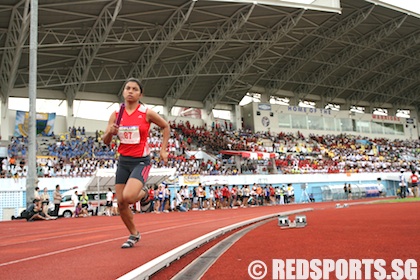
[115,155,151,185]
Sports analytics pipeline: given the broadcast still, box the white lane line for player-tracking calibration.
[0,219,223,267]
[0,237,124,267]
[0,212,252,247]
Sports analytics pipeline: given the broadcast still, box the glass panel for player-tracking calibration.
[395,124,404,135]
[356,120,371,133]
[324,117,336,131]
[339,118,353,132]
[291,115,307,129]
[308,115,324,130]
[384,123,395,134]
[278,114,291,128]
[371,122,384,134]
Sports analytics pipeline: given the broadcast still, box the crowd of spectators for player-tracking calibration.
[2,120,420,179]
[140,182,298,214]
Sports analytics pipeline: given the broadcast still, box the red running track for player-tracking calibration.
[0,203,310,279]
[202,201,420,279]
[2,199,417,280]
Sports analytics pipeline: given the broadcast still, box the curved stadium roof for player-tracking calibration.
[0,0,419,114]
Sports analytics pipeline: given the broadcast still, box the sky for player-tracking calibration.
[380,0,420,15]
[7,1,420,121]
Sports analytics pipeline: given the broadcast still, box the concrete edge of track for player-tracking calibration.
[117,207,314,280]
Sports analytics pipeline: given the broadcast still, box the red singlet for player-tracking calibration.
[116,104,151,157]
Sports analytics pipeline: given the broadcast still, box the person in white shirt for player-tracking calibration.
[106,188,113,216]
[208,186,215,209]
[175,190,187,212]
[71,190,79,212]
[399,169,407,198]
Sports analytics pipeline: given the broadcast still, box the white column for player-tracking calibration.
[67,101,75,131]
[202,108,214,130]
[260,92,269,103]
[234,105,242,130]
[0,99,10,141]
[387,107,397,116]
[160,105,168,118]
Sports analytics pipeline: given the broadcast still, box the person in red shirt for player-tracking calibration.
[221,185,230,208]
[410,170,419,197]
[103,77,170,249]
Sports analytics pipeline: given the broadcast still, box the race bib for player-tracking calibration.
[118,126,140,144]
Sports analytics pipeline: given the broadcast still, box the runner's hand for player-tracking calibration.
[160,150,168,165]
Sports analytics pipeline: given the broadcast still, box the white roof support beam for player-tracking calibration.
[295,14,407,100]
[124,1,196,96]
[267,5,374,95]
[163,4,255,111]
[348,48,420,104]
[203,9,305,112]
[0,0,30,104]
[324,32,420,103]
[63,0,122,104]
[376,69,420,106]
[405,86,420,108]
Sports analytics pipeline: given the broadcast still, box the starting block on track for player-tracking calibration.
[278,216,290,227]
[295,215,307,227]
[336,203,349,209]
[278,215,307,229]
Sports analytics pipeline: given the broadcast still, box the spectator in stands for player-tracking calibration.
[102,77,170,249]
[9,127,420,179]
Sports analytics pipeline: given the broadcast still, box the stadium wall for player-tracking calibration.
[242,102,419,140]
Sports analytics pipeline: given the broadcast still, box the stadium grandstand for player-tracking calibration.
[1,0,420,220]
